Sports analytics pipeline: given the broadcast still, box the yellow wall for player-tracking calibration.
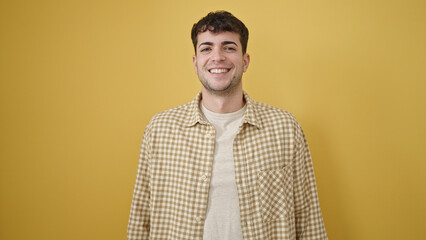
[1,0,425,239]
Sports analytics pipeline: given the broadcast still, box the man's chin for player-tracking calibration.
[204,86,237,96]
[200,78,241,96]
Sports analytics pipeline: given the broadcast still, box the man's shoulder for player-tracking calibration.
[251,99,299,126]
[147,101,193,128]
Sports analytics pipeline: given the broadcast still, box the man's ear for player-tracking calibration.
[193,55,198,74]
[243,53,250,72]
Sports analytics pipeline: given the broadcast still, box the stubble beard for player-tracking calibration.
[198,70,243,97]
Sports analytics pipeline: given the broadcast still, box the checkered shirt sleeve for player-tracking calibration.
[127,124,151,239]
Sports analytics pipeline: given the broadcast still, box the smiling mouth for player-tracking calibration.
[209,68,230,74]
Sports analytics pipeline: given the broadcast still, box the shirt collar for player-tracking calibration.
[184,91,262,129]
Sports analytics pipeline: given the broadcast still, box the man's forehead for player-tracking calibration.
[197,31,241,44]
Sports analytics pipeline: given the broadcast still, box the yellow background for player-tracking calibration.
[1,0,425,239]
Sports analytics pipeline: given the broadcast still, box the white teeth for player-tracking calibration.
[210,68,228,73]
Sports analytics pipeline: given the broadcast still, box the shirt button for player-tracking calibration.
[206,133,214,138]
[200,174,208,181]
[196,216,202,222]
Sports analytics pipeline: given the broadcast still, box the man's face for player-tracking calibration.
[193,31,250,96]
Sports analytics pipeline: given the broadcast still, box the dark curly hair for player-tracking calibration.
[191,11,249,54]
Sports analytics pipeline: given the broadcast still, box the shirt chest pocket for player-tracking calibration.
[257,165,294,223]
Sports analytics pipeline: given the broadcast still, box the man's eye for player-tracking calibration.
[225,47,236,51]
[200,48,211,52]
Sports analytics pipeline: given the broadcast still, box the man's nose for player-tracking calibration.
[211,49,225,61]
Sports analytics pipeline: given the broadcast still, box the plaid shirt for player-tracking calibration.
[127,92,327,240]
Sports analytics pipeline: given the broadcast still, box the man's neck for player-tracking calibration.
[201,88,245,114]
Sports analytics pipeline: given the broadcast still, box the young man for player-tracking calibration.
[127,11,327,240]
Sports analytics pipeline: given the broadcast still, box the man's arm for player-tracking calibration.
[127,127,151,240]
[293,122,328,240]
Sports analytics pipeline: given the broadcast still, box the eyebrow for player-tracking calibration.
[222,41,238,46]
[198,41,238,48]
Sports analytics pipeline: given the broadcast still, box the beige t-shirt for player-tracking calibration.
[200,103,246,240]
